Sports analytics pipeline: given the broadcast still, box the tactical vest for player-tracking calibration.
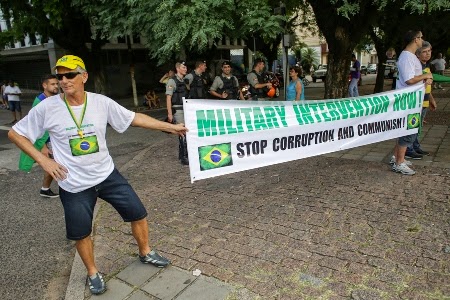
[248,70,267,99]
[171,75,187,105]
[217,75,238,100]
[188,71,205,99]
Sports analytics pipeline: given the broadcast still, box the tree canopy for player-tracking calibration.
[295,0,450,97]
[73,0,287,63]
[0,0,107,91]
[1,0,449,98]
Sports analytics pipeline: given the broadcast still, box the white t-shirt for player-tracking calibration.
[430,58,446,71]
[396,50,422,90]
[13,92,135,192]
[4,85,22,101]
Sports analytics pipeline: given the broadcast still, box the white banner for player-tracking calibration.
[184,84,425,182]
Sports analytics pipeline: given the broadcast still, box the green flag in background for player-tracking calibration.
[432,73,450,82]
[407,113,421,130]
[198,143,233,171]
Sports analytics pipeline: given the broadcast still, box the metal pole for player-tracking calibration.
[280,2,288,100]
[127,35,138,107]
[283,44,288,100]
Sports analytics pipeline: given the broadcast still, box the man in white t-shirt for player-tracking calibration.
[391,31,433,176]
[4,80,22,124]
[8,55,188,296]
[431,53,446,89]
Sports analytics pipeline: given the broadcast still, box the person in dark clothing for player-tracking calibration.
[165,61,190,165]
[209,61,244,100]
[184,60,207,99]
[246,58,272,100]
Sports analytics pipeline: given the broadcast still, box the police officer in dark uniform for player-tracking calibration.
[247,58,272,100]
[210,61,245,100]
[184,60,207,99]
[166,61,189,165]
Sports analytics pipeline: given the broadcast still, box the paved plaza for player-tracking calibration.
[69,85,450,300]
[3,78,447,300]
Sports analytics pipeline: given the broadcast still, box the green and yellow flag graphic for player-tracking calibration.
[198,143,233,171]
[69,135,99,156]
[407,113,420,130]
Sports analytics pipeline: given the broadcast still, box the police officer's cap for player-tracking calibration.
[177,61,186,66]
[254,58,265,64]
[222,61,231,67]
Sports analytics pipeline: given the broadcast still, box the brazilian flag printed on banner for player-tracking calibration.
[198,143,233,171]
[407,113,420,130]
[69,135,100,156]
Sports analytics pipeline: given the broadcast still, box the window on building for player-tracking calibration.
[30,35,37,45]
[132,35,140,44]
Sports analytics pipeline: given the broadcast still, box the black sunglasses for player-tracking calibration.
[56,72,81,80]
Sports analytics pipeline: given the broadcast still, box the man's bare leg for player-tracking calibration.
[76,236,98,276]
[42,172,53,189]
[131,218,170,267]
[396,144,407,165]
[131,218,151,256]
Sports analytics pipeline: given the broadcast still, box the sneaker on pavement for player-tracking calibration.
[405,151,423,160]
[139,250,171,267]
[389,155,395,165]
[389,155,412,166]
[40,188,59,198]
[414,148,429,156]
[87,272,106,295]
[393,162,416,175]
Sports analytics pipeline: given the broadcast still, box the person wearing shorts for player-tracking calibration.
[4,80,22,124]
[8,55,188,296]
[391,31,433,175]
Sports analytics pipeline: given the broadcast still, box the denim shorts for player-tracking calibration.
[398,133,417,147]
[8,101,21,112]
[59,168,147,240]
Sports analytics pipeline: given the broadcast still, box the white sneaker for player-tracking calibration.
[393,162,416,175]
[389,156,412,166]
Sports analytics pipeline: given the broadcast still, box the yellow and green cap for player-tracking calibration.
[54,55,86,71]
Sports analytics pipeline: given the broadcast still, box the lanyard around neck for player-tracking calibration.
[64,92,87,139]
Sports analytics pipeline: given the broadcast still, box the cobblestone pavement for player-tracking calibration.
[88,133,449,299]
[77,83,450,299]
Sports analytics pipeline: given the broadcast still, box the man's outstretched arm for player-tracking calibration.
[131,113,188,136]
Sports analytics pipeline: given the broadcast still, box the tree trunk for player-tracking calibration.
[372,42,388,93]
[369,30,388,94]
[127,36,138,107]
[324,52,351,99]
[90,40,107,94]
[323,27,353,99]
[374,57,387,94]
[308,0,378,99]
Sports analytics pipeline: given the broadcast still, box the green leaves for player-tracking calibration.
[70,0,286,63]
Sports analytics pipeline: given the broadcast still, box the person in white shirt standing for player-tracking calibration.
[8,55,188,296]
[3,80,22,124]
[391,30,433,175]
[431,53,446,89]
